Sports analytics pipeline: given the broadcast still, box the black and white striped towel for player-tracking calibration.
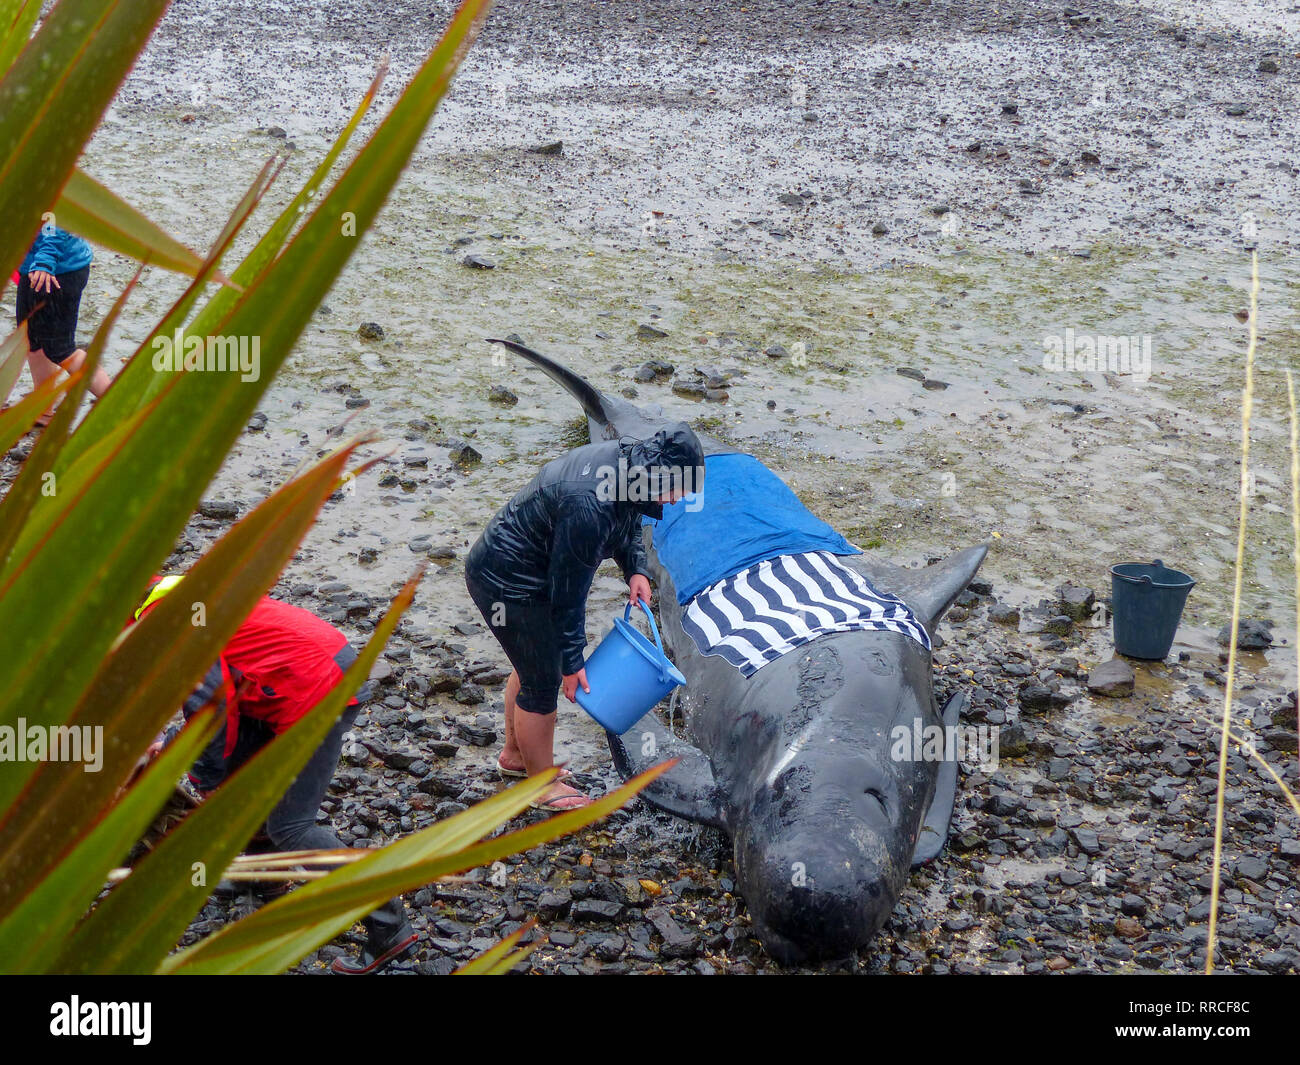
[680,550,931,676]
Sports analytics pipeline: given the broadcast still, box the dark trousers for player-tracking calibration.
[191,704,408,946]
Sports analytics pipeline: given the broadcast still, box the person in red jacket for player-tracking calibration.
[135,576,417,975]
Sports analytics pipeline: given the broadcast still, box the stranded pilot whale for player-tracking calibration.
[488,338,989,965]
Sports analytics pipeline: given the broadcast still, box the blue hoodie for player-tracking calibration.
[19,226,93,276]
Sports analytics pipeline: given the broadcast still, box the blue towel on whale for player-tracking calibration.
[645,452,860,604]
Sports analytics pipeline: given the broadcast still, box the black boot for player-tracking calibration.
[331,898,417,975]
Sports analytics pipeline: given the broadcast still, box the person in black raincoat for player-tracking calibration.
[465,423,706,810]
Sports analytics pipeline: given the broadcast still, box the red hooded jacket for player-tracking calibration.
[143,592,361,758]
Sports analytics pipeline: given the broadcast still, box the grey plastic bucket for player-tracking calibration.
[1110,559,1195,660]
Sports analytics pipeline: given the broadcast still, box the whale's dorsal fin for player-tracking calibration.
[488,337,737,453]
[487,337,646,441]
[911,690,965,866]
[843,543,989,635]
[608,710,727,830]
[486,338,614,426]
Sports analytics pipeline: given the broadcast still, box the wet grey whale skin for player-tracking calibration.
[489,339,988,965]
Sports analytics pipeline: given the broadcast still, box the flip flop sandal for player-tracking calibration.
[528,791,593,812]
[496,759,572,782]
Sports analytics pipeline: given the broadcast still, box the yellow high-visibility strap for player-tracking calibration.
[134,574,183,621]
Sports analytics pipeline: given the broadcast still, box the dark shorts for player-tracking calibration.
[15,265,89,364]
[465,568,562,714]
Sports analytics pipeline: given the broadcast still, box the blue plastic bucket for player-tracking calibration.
[1110,558,1195,660]
[576,601,686,735]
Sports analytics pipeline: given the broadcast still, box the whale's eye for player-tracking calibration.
[864,787,889,816]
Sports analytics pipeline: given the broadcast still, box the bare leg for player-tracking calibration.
[58,348,112,397]
[25,348,60,420]
[499,670,524,771]
[26,348,61,389]
[513,707,591,808]
[26,346,109,422]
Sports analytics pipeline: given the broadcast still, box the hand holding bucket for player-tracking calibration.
[576,601,686,734]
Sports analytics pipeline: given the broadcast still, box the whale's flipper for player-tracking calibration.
[845,543,989,635]
[608,710,727,830]
[910,690,966,866]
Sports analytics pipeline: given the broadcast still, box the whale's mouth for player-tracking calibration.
[750,921,823,968]
[735,819,901,966]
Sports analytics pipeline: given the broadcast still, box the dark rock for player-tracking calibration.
[571,900,623,922]
[1218,619,1272,650]
[454,683,487,705]
[357,322,384,341]
[455,718,495,745]
[488,385,518,405]
[895,367,926,382]
[637,323,668,339]
[198,500,240,521]
[595,936,626,961]
[536,891,571,918]
[646,907,697,959]
[1121,894,1147,916]
[1042,615,1073,636]
[1264,728,1298,753]
[1087,658,1135,697]
[380,748,421,771]
[527,140,564,155]
[429,668,463,693]
[1258,949,1298,974]
[1019,685,1056,713]
[990,603,1020,625]
[449,443,482,467]
[416,772,463,798]
[462,254,496,269]
[1000,722,1030,757]
[1057,584,1096,622]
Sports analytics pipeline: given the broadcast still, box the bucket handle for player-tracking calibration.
[1134,559,1195,589]
[625,600,671,683]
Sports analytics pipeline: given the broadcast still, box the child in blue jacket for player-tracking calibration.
[14,224,110,426]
